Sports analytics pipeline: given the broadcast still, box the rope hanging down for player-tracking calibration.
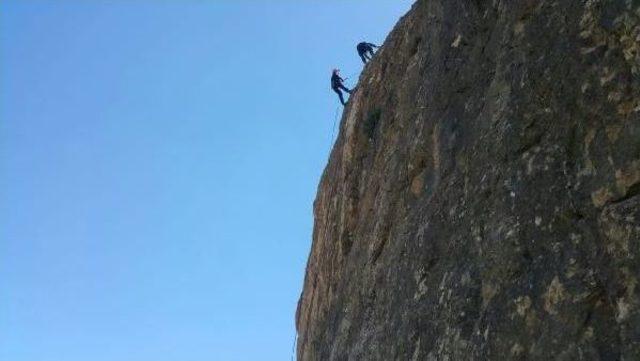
[327,105,340,157]
[290,333,298,361]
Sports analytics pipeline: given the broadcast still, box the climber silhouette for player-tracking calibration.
[357,42,379,64]
[331,69,352,106]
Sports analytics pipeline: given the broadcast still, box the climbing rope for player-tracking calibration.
[326,71,358,159]
[290,333,298,361]
[344,72,359,86]
[327,105,340,157]
[349,72,360,80]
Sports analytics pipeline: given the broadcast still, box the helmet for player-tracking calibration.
[333,68,340,73]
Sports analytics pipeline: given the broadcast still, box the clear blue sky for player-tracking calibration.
[0,2,413,360]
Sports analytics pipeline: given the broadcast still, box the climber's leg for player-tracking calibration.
[333,87,346,105]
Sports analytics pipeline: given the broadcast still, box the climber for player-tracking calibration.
[357,42,379,64]
[331,69,352,106]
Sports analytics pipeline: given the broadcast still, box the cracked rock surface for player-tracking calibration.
[296,0,640,360]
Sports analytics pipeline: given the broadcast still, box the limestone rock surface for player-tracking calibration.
[297,1,640,359]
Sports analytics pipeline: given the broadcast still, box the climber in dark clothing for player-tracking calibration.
[331,69,352,106]
[357,42,379,64]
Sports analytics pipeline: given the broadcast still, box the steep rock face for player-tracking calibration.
[296,0,640,360]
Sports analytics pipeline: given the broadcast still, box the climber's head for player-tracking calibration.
[333,68,340,74]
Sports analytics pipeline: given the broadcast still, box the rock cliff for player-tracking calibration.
[297,0,640,360]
